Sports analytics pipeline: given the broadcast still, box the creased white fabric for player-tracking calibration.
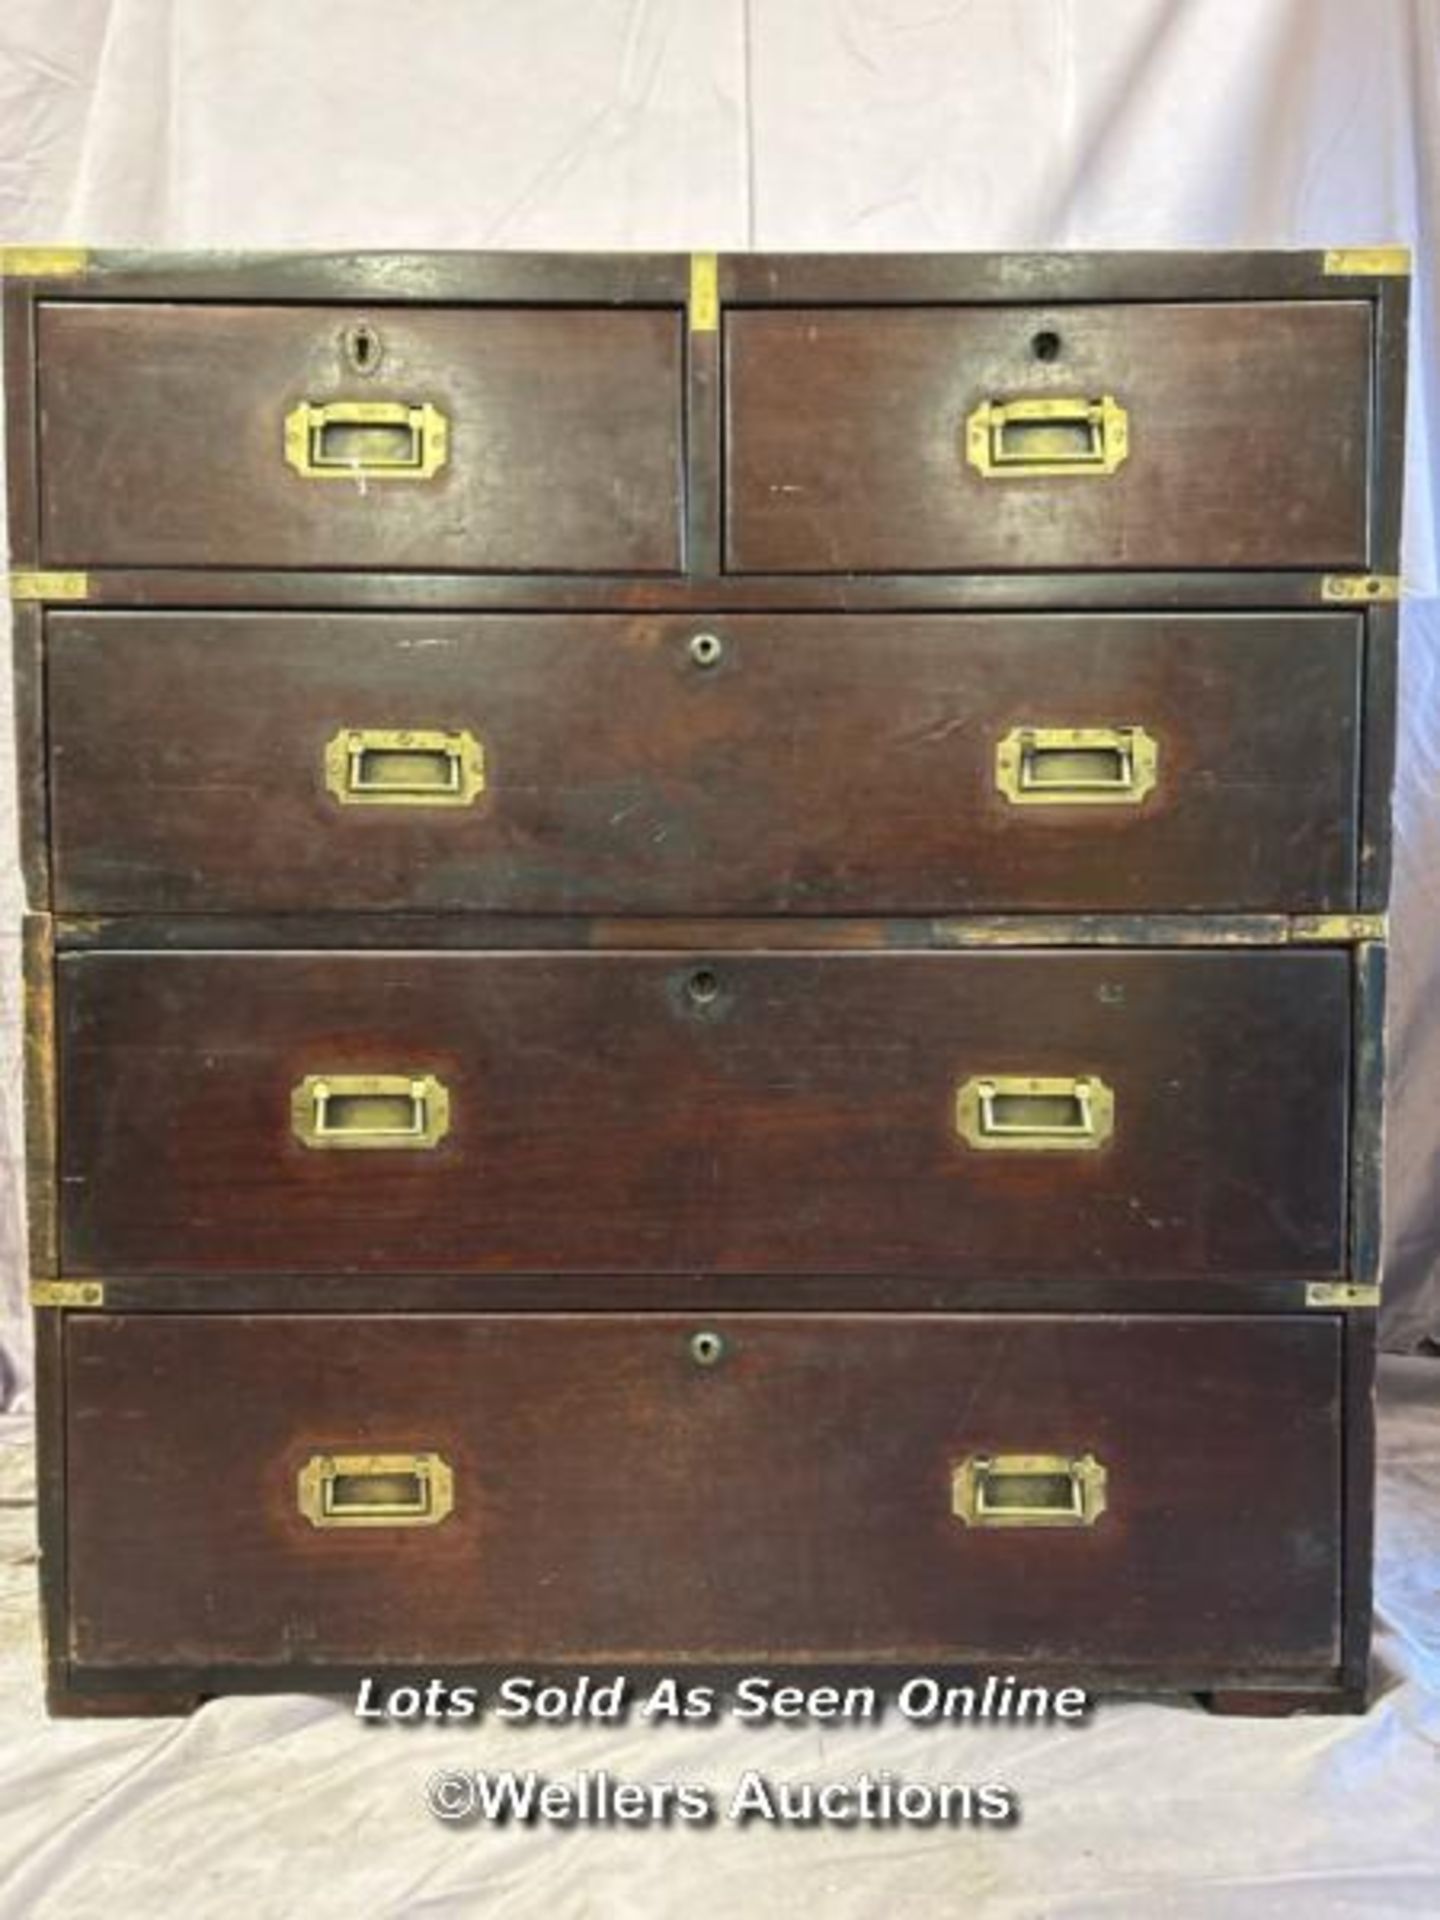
[0,5,1434,1347]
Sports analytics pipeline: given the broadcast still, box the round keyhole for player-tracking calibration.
[689,1330,726,1368]
[344,321,383,376]
[1031,328,1062,362]
[689,632,724,669]
[687,967,720,1006]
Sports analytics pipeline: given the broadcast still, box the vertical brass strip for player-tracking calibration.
[689,252,719,332]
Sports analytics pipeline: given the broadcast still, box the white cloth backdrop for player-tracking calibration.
[0,0,1436,1387]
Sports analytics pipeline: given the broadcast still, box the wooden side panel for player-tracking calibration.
[64,1312,1343,1674]
[1339,1313,1377,1696]
[22,914,57,1280]
[3,277,40,564]
[1358,604,1398,912]
[47,611,1361,916]
[57,949,1351,1279]
[36,304,684,572]
[725,303,1372,572]
[12,601,49,911]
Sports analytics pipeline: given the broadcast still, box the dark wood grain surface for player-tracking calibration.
[58,948,1350,1279]
[63,1312,1343,1672]
[726,303,1372,572]
[36,304,685,571]
[46,610,1361,916]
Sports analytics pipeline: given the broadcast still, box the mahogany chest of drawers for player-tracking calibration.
[4,247,1406,1715]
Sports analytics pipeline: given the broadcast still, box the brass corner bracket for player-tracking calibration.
[0,246,90,279]
[1321,574,1400,605]
[10,571,90,603]
[1322,246,1410,277]
[1288,914,1388,945]
[1305,1282,1380,1311]
[31,1280,106,1310]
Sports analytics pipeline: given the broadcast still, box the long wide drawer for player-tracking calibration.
[35,303,684,571]
[63,1312,1343,1676]
[725,302,1373,572]
[46,611,1362,915]
[58,949,1350,1278]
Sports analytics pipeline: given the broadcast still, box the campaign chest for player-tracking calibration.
[4,247,1406,1715]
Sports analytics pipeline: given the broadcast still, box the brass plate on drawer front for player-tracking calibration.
[324,728,486,807]
[297,1451,455,1529]
[966,394,1129,479]
[955,1074,1115,1151]
[291,1073,451,1150]
[10,571,89,603]
[995,725,1157,806]
[953,1452,1108,1528]
[284,400,449,480]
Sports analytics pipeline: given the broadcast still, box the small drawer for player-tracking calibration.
[63,1312,1343,1678]
[725,302,1372,572]
[35,304,683,571]
[58,948,1350,1279]
[46,610,1362,916]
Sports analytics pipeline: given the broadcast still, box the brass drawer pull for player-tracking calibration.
[996,725,1157,806]
[284,400,449,479]
[966,394,1129,478]
[955,1074,1114,1151]
[297,1451,455,1529]
[324,728,485,807]
[953,1452,1108,1528]
[291,1073,451,1150]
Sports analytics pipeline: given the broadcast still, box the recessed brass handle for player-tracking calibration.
[955,1074,1114,1152]
[953,1452,1108,1528]
[996,725,1157,806]
[291,1073,451,1150]
[297,1451,455,1529]
[284,400,449,480]
[966,394,1129,478]
[324,728,485,807]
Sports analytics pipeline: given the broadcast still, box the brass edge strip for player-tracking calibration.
[1321,574,1401,604]
[689,252,719,332]
[1305,1282,1380,1310]
[0,247,90,278]
[1322,246,1411,277]
[930,915,1386,949]
[32,1281,106,1311]
[10,571,90,603]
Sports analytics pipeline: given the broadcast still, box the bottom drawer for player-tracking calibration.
[64,1313,1342,1679]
